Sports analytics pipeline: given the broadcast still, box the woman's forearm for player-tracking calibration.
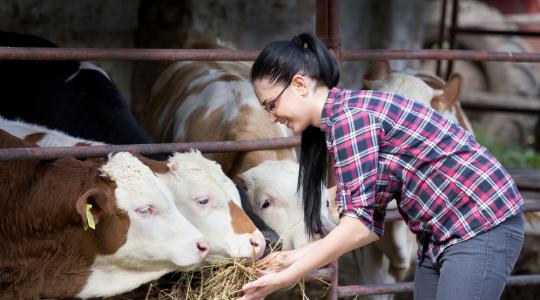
[282,216,379,281]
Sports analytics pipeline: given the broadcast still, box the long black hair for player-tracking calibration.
[251,33,339,239]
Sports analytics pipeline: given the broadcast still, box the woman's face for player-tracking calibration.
[253,76,313,134]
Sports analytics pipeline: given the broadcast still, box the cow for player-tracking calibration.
[0,129,209,299]
[239,160,335,251]
[0,31,280,247]
[0,116,267,261]
[145,59,331,249]
[0,30,155,147]
[363,60,474,133]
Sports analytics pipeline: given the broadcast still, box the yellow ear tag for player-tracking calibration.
[84,204,96,231]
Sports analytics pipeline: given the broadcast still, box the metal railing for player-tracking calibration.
[2,0,540,298]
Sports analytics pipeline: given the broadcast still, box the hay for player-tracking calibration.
[139,224,330,300]
[142,254,329,300]
[143,254,282,300]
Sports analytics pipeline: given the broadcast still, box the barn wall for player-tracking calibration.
[0,0,428,118]
[0,0,140,102]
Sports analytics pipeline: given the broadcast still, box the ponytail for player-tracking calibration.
[251,33,340,239]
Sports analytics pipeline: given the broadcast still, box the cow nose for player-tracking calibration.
[196,240,209,259]
[250,236,266,258]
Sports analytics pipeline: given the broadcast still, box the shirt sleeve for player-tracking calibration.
[330,108,386,236]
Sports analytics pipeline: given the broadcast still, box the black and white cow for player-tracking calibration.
[0,30,153,146]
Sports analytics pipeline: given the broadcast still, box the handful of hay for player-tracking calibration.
[144,255,282,300]
[142,253,329,300]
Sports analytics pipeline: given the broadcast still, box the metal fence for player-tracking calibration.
[2,0,540,299]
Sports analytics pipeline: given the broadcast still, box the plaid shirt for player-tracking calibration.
[321,87,523,264]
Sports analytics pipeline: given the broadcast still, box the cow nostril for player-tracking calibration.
[197,241,209,253]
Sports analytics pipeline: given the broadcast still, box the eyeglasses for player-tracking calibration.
[262,84,289,113]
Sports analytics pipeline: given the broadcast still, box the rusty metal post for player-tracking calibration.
[325,260,339,300]
[436,0,448,77]
[445,0,460,80]
[316,2,340,299]
[316,0,341,61]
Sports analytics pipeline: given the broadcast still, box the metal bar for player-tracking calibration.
[445,0,459,80]
[316,0,341,62]
[335,49,540,62]
[305,267,334,282]
[455,27,540,37]
[6,47,540,62]
[0,137,301,160]
[0,47,259,61]
[337,281,414,297]
[436,0,448,77]
[316,2,340,298]
[325,260,338,300]
[336,274,540,297]
[461,103,540,114]
[460,90,540,114]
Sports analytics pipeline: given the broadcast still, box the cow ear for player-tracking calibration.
[364,60,391,81]
[430,73,463,112]
[76,187,113,229]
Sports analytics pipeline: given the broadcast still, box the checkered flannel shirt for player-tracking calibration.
[320,87,523,264]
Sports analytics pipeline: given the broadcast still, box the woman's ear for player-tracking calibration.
[292,74,310,96]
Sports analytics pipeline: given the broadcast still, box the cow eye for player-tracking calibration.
[260,198,271,209]
[135,205,154,217]
[196,196,209,205]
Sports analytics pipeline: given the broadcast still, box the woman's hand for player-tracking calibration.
[259,250,296,268]
[237,269,296,300]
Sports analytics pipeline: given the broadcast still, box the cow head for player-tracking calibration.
[239,160,334,250]
[363,60,474,134]
[162,150,266,262]
[97,152,208,270]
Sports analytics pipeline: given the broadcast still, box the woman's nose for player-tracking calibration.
[268,113,277,123]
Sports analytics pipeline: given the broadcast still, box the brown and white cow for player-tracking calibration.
[146,60,296,181]
[0,117,266,261]
[363,60,474,133]
[146,60,334,250]
[0,129,208,299]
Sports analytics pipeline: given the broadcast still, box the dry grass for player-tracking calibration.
[141,253,330,300]
[121,224,331,300]
[143,255,279,300]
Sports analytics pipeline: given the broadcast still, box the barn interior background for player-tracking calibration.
[2,0,540,299]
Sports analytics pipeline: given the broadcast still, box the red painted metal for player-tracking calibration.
[0,137,301,161]
[316,0,341,61]
[6,47,540,62]
[0,47,259,61]
[445,0,460,80]
[436,0,448,77]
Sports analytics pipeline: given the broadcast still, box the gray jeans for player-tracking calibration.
[413,212,524,300]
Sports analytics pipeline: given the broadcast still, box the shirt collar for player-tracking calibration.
[320,87,341,132]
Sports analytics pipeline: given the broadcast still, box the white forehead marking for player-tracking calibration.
[167,150,240,204]
[100,152,174,208]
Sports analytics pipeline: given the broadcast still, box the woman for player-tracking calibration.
[239,33,524,300]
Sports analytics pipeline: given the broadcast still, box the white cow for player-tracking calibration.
[0,116,266,261]
[240,160,335,250]
[146,59,335,250]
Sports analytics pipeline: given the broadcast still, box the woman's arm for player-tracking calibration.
[239,215,379,299]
